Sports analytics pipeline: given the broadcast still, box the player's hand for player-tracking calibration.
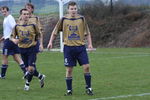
[11,38,19,44]
[39,44,44,52]
[88,44,94,52]
[47,42,53,50]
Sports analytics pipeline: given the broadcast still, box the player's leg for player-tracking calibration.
[24,65,34,91]
[11,41,27,74]
[64,45,75,96]
[28,52,45,88]
[82,64,93,95]
[64,67,73,96]
[0,54,8,79]
[32,64,45,88]
[13,54,26,74]
[78,45,93,95]
[20,51,33,91]
[0,39,10,79]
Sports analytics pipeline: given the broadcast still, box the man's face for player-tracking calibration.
[21,10,29,21]
[68,5,78,17]
[25,5,33,14]
[1,8,9,17]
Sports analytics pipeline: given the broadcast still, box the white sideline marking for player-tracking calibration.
[8,54,150,63]
[109,55,150,59]
[90,51,150,55]
[89,93,150,100]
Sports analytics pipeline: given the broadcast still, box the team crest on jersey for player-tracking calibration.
[19,30,30,37]
[68,25,80,40]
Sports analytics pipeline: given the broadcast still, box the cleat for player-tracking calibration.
[40,75,45,88]
[24,84,29,91]
[64,90,72,96]
[0,74,5,79]
[86,88,93,96]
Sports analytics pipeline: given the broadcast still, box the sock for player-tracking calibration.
[19,64,26,74]
[26,71,33,83]
[38,73,43,80]
[33,69,40,77]
[1,64,8,77]
[25,80,30,86]
[65,77,72,91]
[84,73,91,89]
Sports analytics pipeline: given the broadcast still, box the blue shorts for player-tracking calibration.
[63,45,89,67]
[3,39,20,55]
[20,45,38,68]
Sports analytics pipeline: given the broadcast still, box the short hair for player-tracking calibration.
[1,6,9,11]
[25,3,34,9]
[20,8,28,15]
[67,1,77,9]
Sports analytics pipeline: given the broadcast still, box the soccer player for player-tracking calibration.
[25,3,43,52]
[0,6,26,79]
[18,3,43,52]
[12,8,45,91]
[47,1,94,96]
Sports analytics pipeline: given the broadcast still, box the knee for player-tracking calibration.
[66,67,73,77]
[27,66,35,73]
[67,69,72,74]
[83,64,90,73]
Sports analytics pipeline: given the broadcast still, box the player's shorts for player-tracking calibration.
[2,38,20,55]
[63,45,89,67]
[19,45,38,68]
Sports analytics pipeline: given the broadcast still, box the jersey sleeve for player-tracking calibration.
[34,24,41,39]
[52,17,63,35]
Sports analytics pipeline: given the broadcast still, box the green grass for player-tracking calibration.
[1,48,150,100]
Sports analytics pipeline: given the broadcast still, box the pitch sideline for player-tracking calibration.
[89,92,150,100]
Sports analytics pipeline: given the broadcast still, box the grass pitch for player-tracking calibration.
[0,48,150,100]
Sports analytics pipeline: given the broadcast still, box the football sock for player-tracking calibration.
[84,73,91,88]
[38,73,43,80]
[26,71,33,82]
[25,80,30,86]
[19,64,26,74]
[1,64,8,77]
[33,69,40,77]
[65,77,72,91]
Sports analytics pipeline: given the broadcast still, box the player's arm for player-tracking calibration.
[34,24,42,44]
[47,18,63,49]
[86,31,93,50]
[39,32,44,52]
[10,25,19,44]
[84,18,93,50]
[0,36,4,42]
[37,17,44,52]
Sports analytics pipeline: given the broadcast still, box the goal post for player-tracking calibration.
[56,0,71,52]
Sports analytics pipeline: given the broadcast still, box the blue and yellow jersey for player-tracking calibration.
[53,14,90,46]
[12,20,40,48]
[29,14,43,35]
[17,14,43,35]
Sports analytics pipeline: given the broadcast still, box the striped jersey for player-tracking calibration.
[12,20,40,48]
[29,14,43,34]
[53,14,90,46]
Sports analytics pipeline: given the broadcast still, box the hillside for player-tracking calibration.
[79,2,150,48]
[88,11,150,48]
